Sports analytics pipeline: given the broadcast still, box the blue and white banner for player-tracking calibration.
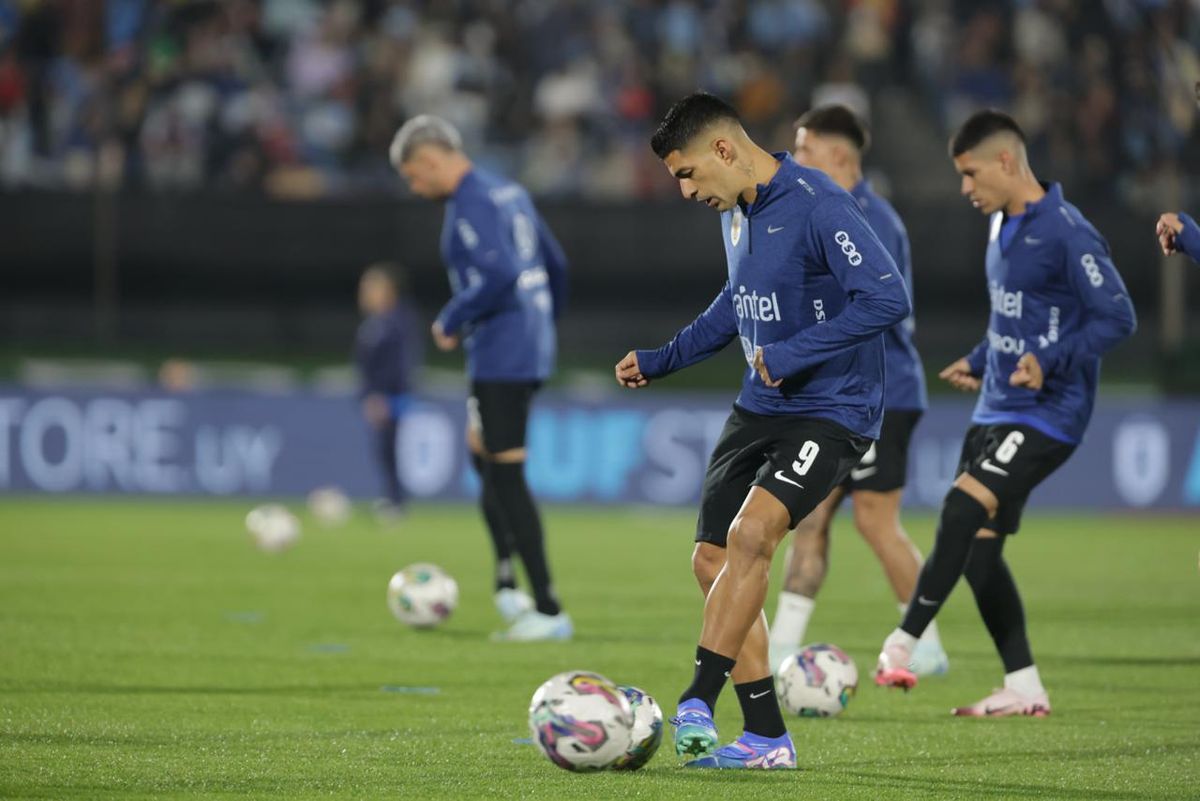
[1,386,1198,511]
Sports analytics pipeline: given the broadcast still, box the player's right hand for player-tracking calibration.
[1156,212,1183,255]
[939,357,981,393]
[615,351,650,388]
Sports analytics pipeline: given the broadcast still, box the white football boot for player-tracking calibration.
[952,687,1050,717]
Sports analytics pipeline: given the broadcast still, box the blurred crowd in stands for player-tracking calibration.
[0,0,1195,202]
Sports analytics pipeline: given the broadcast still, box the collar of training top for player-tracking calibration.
[1020,181,1063,219]
[740,152,792,214]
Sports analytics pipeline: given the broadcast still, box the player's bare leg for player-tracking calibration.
[853,489,949,675]
[677,491,796,768]
[673,543,773,759]
[768,488,841,671]
[693,543,771,683]
[700,488,793,659]
[877,473,997,688]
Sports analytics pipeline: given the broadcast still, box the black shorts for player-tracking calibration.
[467,380,540,453]
[842,409,922,493]
[697,405,872,544]
[957,423,1076,535]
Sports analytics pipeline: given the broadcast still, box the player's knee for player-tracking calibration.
[940,487,989,537]
[963,535,1002,588]
[727,514,776,562]
[851,491,900,537]
[953,473,999,517]
[490,447,526,464]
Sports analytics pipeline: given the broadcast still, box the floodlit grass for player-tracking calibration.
[1,499,1197,800]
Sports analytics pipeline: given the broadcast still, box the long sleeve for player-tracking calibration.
[761,198,911,379]
[1038,231,1137,376]
[1176,212,1200,263]
[965,336,989,375]
[537,214,569,319]
[436,201,518,335]
[636,282,738,378]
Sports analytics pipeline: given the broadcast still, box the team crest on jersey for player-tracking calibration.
[740,335,754,364]
[730,208,744,247]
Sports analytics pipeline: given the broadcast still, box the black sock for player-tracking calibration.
[735,677,787,738]
[679,646,735,712]
[375,419,405,505]
[490,461,560,615]
[472,454,516,591]
[900,487,989,638]
[965,535,1034,673]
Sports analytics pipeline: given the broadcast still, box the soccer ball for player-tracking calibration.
[307,486,351,526]
[775,643,858,717]
[386,563,458,628]
[528,670,634,772]
[244,504,300,553]
[612,685,663,771]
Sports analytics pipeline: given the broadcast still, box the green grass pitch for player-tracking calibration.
[1,499,1197,800]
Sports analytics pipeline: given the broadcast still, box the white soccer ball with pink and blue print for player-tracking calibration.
[775,643,858,717]
[386,563,458,628]
[528,670,634,771]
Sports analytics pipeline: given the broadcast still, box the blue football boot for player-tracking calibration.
[671,698,719,758]
[684,730,797,769]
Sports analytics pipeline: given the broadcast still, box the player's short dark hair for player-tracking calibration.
[650,92,741,159]
[362,261,408,293]
[794,105,870,153]
[949,110,1026,157]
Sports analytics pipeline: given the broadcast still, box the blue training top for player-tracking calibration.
[851,179,927,412]
[437,168,567,382]
[964,183,1136,444]
[355,303,422,398]
[637,154,912,440]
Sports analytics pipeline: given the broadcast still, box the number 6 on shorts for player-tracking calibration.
[995,431,1024,464]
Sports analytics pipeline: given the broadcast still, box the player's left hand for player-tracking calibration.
[752,347,783,387]
[1156,212,1182,255]
[431,321,459,351]
[1009,352,1044,390]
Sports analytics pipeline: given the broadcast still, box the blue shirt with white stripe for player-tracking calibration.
[636,154,912,439]
[964,183,1136,444]
[437,168,567,381]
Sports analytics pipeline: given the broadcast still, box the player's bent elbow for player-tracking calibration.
[873,293,911,328]
[1120,311,1138,339]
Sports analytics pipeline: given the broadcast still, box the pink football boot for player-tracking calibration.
[874,641,918,690]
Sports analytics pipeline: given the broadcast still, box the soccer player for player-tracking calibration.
[874,110,1136,716]
[615,93,911,768]
[1155,211,1200,262]
[389,115,572,641]
[354,263,422,518]
[768,105,948,677]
